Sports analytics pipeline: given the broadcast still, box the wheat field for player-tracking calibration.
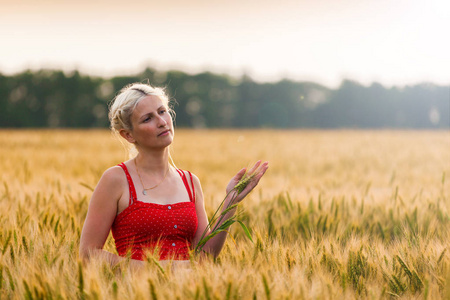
[0,129,449,299]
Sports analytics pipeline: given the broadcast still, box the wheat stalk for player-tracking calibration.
[195,172,255,254]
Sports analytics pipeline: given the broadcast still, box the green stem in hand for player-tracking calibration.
[194,172,255,254]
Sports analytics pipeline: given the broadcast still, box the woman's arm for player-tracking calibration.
[193,161,269,258]
[79,167,144,269]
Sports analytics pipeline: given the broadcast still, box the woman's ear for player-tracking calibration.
[119,129,136,144]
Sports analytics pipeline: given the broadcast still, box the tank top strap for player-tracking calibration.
[118,163,137,206]
[186,170,196,202]
[176,169,196,203]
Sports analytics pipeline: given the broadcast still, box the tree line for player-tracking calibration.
[0,68,448,129]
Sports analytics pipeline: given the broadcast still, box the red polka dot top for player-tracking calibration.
[111,163,198,261]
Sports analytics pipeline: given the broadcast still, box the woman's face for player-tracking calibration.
[127,95,174,149]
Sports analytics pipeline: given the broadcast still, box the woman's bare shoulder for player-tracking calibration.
[89,165,127,207]
[103,165,124,177]
[97,165,127,188]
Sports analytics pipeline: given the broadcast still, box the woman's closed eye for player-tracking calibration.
[142,108,166,123]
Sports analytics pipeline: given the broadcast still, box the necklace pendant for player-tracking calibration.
[143,190,147,195]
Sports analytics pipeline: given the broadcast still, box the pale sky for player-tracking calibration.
[1,0,449,88]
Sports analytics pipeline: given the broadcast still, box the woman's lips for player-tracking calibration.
[158,129,170,136]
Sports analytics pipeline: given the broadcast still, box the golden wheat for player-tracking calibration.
[0,129,449,299]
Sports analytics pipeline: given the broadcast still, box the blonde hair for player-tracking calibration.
[108,82,172,133]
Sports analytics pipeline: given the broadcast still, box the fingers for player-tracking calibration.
[247,160,262,175]
[233,167,247,181]
[258,161,269,176]
[238,160,268,178]
[251,161,268,182]
[245,161,269,183]
[252,161,269,178]
[239,161,269,196]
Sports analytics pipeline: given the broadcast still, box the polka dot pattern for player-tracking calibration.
[111,163,198,261]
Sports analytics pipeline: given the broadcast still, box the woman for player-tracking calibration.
[79,83,268,269]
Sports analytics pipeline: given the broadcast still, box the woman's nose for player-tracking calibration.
[157,115,167,126]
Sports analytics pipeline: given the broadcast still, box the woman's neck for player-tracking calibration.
[134,148,170,173]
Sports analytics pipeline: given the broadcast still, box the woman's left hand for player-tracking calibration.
[226,160,269,203]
